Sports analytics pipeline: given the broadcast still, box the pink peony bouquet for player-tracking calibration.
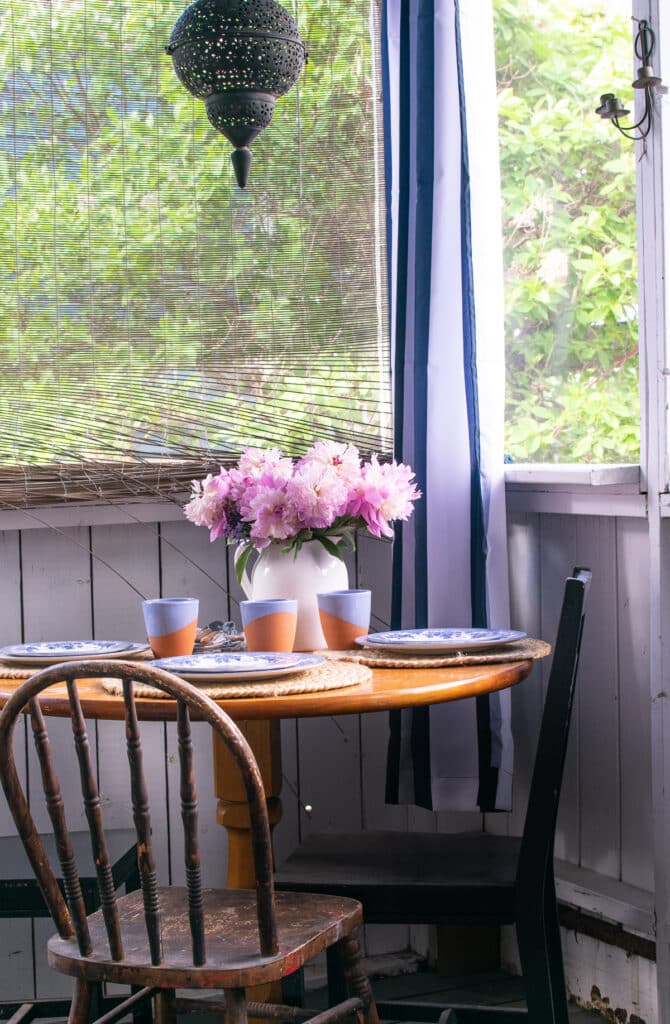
[184,442,421,581]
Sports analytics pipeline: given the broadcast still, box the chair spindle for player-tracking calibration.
[29,698,92,956]
[122,679,163,966]
[177,699,206,966]
[66,681,124,962]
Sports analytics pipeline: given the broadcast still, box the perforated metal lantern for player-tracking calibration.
[166,0,307,189]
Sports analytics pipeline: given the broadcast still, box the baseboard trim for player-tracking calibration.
[559,905,656,962]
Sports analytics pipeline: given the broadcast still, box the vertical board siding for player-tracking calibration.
[506,510,544,839]
[506,510,653,890]
[273,719,301,867]
[617,518,653,891]
[297,714,363,836]
[574,517,620,878]
[0,509,654,999]
[161,520,230,625]
[0,530,33,998]
[0,530,26,834]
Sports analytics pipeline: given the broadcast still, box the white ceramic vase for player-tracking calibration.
[236,540,349,651]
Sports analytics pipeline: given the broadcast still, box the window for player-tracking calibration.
[494,0,639,464]
[0,0,391,506]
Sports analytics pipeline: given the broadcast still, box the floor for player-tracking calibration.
[307,967,605,1022]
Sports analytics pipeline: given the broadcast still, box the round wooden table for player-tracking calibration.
[0,659,533,889]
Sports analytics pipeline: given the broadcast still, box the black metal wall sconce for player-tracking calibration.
[166,0,307,189]
[595,18,665,142]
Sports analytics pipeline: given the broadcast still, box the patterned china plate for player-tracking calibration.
[355,628,527,652]
[0,640,149,664]
[151,651,324,683]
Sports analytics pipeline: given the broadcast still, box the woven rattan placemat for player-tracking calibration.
[0,638,546,687]
[0,649,154,680]
[321,636,550,669]
[100,659,372,699]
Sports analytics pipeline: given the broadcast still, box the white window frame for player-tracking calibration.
[642,0,670,1017]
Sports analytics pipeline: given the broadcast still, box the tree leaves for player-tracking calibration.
[495,0,639,463]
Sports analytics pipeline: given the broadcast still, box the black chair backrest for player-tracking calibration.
[0,660,278,966]
[517,566,591,887]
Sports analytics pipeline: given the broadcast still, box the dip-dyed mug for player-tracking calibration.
[241,599,298,652]
[317,589,371,649]
[142,598,199,659]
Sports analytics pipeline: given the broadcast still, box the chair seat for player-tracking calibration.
[48,886,363,989]
[276,831,522,925]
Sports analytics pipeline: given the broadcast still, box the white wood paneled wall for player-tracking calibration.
[507,509,652,893]
[0,501,654,1000]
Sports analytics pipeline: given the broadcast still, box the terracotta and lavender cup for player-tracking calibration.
[142,598,199,659]
[317,589,371,649]
[241,599,298,652]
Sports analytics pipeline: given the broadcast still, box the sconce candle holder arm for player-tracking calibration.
[595,18,664,144]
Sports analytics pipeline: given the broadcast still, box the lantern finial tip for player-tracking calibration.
[231,147,252,189]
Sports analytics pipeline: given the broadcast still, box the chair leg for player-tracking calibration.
[68,980,93,1024]
[543,880,569,1024]
[516,907,557,1024]
[326,946,348,1008]
[334,934,379,1024]
[282,968,306,1008]
[224,989,248,1024]
[154,990,177,1024]
[125,870,151,1024]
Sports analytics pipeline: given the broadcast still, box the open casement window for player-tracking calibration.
[0,0,391,507]
[495,0,640,466]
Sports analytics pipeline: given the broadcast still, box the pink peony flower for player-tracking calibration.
[245,482,301,548]
[237,447,293,480]
[287,460,349,529]
[299,441,361,488]
[183,445,420,554]
[184,471,229,532]
[228,449,293,512]
[346,456,421,538]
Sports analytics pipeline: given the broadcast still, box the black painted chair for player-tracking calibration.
[0,660,379,1024]
[276,567,591,1024]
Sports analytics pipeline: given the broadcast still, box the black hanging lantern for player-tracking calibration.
[166,0,307,189]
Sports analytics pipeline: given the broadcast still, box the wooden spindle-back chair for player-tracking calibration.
[0,660,379,1024]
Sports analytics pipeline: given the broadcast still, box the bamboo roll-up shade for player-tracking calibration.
[0,0,392,507]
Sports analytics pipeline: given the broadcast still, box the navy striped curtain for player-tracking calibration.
[383,0,513,812]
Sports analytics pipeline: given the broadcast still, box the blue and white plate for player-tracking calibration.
[356,628,527,653]
[151,651,324,683]
[0,640,147,665]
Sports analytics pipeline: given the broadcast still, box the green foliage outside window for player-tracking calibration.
[0,0,390,503]
[495,0,640,463]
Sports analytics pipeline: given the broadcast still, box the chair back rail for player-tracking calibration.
[0,660,279,967]
[517,565,591,889]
